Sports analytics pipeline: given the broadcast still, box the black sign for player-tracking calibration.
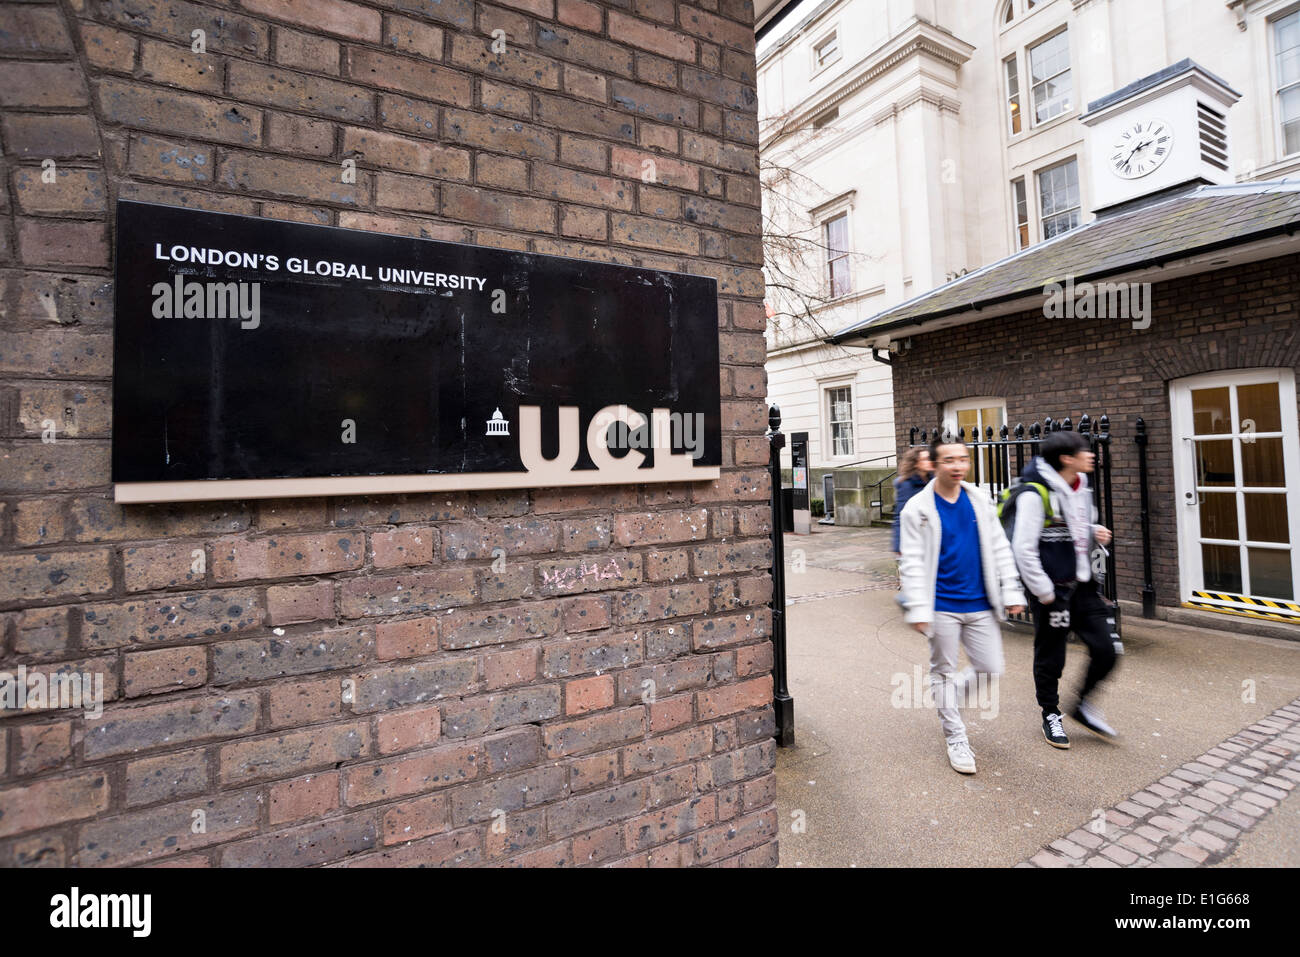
[111,201,721,502]
[790,431,809,511]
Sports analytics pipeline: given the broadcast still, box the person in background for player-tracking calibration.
[892,447,934,556]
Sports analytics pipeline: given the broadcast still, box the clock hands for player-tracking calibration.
[1121,134,1155,170]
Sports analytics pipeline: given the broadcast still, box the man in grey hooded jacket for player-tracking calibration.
[1009,431,1117,750]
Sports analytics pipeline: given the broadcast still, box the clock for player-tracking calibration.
[1109,119,1173,179]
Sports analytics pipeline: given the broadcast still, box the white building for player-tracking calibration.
[758,0,1300,518]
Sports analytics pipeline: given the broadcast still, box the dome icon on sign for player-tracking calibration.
[486,407,510,436]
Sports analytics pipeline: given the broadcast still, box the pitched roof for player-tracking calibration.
[828,180,1300,343]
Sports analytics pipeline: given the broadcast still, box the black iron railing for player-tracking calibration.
[908,414,1122,637]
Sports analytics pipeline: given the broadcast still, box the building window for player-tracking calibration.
[813,31,840,71]
[1038,158,1081,239]
[811,106,838,130]
[824,213,851,297]
[1029,29,1071,124]
[1005,55,1022,135]
[1003,1,1041,27]
[827,386,854,457]
[1276,11,1300,156]
[1012,178,1030,249]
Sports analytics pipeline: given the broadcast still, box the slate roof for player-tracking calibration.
[828,180,1300,344]
[1082,58,1238,116]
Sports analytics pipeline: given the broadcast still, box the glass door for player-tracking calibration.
[1171,370,1300,620]
[944,398,1007,500]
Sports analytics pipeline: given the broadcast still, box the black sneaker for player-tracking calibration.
[1042,712,1070,749]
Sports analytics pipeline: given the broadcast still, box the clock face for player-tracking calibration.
[1110,119,1173,179]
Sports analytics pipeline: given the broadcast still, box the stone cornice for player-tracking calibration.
[760,18,974,151]
[872,88,960,126]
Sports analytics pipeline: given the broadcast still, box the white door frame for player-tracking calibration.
[1169,367,1300,614]
[943,397,1007,498]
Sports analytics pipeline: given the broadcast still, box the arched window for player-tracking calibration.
[1005,0,1042,23]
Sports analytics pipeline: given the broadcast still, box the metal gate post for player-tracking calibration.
[1136,417,1156,617]
[767,405,795,747]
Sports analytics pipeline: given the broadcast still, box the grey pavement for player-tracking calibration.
[1215,775,1300,867]
[774,523,1300,867]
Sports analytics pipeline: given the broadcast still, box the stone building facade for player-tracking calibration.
[760,0,1300,490]
[0,0,778,867]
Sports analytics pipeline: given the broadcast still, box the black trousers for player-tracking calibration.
[1029,581,1117,718]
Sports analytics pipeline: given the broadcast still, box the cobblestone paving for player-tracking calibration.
[1021,698,1300,868]
[785,582,897,605]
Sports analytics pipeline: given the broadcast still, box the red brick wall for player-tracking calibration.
[0,0,778,867]
[891,253,1300,617]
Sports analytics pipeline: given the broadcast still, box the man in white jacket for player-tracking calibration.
[899,437,1026,774]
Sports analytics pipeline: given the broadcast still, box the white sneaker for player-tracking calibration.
[1073,699,1118,738]
[947,738,976,774]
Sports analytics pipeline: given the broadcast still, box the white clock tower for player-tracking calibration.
[1080,60,1241,214]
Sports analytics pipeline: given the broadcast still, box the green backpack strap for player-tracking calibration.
[997,482,1054,528]
[1027,482,1054,526]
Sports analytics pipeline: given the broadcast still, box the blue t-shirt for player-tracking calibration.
[934,488,991,613]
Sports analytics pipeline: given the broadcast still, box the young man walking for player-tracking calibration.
[899,437,1026,774]
[1008,430,1118,749]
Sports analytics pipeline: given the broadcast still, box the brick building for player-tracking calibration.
[830,168,1300,630]
[0,0,778,867]
[829,60,1300,635]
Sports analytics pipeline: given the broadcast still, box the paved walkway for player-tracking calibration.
[773,523,1300,867]
[1021,701,1299,868]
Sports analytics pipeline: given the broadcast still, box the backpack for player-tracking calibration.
[996,481,1055,541]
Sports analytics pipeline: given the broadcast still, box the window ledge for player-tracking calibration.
[810,54,842,79]
[1023,107,1078,139]
[1251,154,1300,179]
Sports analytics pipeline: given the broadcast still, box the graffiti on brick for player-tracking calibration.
[541,557,626,590]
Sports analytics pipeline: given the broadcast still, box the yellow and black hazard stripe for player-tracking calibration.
[1188,589,1300,623]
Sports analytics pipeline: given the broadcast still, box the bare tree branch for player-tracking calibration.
[759,105,881,361]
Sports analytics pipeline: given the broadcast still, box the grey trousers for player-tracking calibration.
[928,610,1004,742]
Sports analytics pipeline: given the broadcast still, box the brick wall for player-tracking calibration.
[0,0,778,867]
[891,253,1300,617]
